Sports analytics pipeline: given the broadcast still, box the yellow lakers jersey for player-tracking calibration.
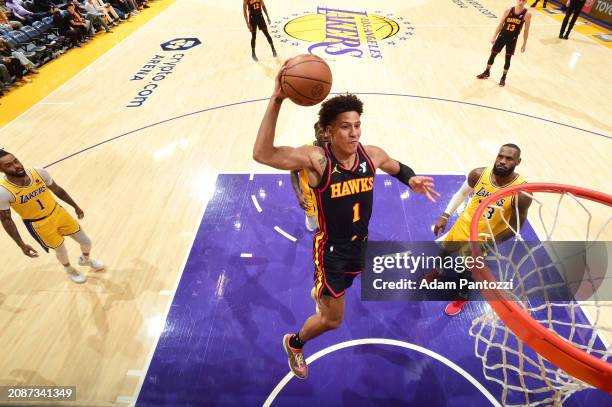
[0,168,57,220]
[299,168,317,217]
[451,166,526,240]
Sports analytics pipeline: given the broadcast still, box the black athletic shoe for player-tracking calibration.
[559,33,564,39]
[272,48,277,57]
[563,34,569,40]
[499,76,506,87]
[476,71,490,79]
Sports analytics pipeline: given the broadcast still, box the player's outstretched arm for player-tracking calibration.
[433,167,483,236]
[495,192,533,242]
[364,145,439,202]
[48,182,84,219]
[0,209,38,257]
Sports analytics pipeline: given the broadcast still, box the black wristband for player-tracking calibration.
[392,162,416,187]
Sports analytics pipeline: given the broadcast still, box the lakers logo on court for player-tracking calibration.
[271,7,414,60]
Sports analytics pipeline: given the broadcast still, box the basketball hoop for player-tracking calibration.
[468,183,612,406]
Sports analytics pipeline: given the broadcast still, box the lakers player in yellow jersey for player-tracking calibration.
[431,144,532,315]
[290,122,329,232]
[0,150,104,283]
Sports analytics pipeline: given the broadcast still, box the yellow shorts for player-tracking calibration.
[443,220,492,255]
[442,221,471,254]
[24,205,80,250]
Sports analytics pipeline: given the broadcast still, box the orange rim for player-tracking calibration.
[469,182,612,393]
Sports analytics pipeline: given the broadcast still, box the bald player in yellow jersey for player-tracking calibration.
[0,150,104,283]
[290,122,329,232]
[431,143,532,315]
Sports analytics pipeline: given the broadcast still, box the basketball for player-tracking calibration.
[281,54,332,106]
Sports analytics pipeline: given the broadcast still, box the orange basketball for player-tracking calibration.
[281,54,332,106]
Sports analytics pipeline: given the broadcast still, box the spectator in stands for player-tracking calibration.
[82,0,112,31]
[66,2,92,38]
[0,40,34,85]
[107,0,135,18]
[0,61,14,94]
[5,0,47,23]
[0,7,23,30]
[91,0,122,25]
[0,38,39,74]
[1,57,30,93]
[51,6,79,47]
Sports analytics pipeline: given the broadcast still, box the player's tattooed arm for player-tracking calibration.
[48,182,84,218]
[0,209,37,256]
[1,209,24,246]
[318,155,327,172]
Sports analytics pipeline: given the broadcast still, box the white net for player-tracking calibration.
[468,187,612,406]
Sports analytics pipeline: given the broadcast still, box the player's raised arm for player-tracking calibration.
[364,145,439,202]
[253,64,322,172]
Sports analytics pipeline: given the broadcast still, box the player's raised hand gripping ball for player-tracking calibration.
[280,54,332,106]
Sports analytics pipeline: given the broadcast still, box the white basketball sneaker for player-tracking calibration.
[78,255,105,271]
[65,266,87,284]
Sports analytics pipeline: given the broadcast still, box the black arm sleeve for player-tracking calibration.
[391,162,416,187]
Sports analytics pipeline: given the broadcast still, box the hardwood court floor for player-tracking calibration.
[0,0,610,405]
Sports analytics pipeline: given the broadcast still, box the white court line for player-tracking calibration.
[251,194,263,213]
[273,226,297,242]
[263,338,500,407]
[116,396,133,404]
[129,174,217,407]
[240,253,253,258]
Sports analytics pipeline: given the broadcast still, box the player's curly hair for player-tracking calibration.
[318,94,363,130]
[0,149,10,159]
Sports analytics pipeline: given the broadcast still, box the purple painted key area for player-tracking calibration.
[137,174,611,406]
